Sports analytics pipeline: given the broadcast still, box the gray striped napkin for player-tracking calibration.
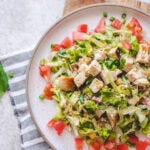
[1,50,51,150]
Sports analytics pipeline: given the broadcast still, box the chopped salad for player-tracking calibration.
[39,12,150,150]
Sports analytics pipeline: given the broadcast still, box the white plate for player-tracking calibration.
[26,4,150,150]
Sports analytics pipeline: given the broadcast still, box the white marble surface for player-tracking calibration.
[0,0,65,150]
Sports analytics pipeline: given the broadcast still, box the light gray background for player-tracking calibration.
[0,0,64,150]
[0,0,149,150]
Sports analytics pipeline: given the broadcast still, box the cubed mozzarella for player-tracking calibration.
[100,69,122,84]
[107,47,118,58]
[74,72,87,87]
[78,64,90,77]
[134,78,149,86]
[94,50,106,61]
[89,60,102,76]
[126,67,147,82]
[122,55,134,72]
[89,78,104,93]
[136,44,149,64]
[78,56,91,65]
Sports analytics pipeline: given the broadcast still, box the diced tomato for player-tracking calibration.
[88,141,102,150]
[47,119,66,135]
[122,40,131,50]
[128,135,139,144]
[77,24,88,33]
[43,83,53,100]
[127,17,143,41]
[132,30,143,41]
[111,19,122,30]
[117,143,128,150]
[61,37,72,48]
[128,135,148,150]
[51,44,62,51]
[104,141,116,150]
[52,120,66,135]
[72,31,87,41]
[95,17,106,33]
[47,119,56,127]
[145,138,150,145]
[127,17,142,32]
[136,141,147,150]
[75,138,83,150]
[39,65,51,82]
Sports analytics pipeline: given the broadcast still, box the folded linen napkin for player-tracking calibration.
[0,50,51,150]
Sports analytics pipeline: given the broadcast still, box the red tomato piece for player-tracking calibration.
[72,31,87,41]
[43,83,53,100]
[122,40,131,50]
[104,141,116,150]
[77,24,88,33]
[145,138,150,145]
[39,65,51,77]
[51,44,62,51]
[111,19,122,30]
[61,37,72,48]
[47,119,56,127]
[117,143,128,150]
[75,138,83,150]
[132,30,143,41]
[88,141,102,150]
[53,120,66,135]
[136,141,147,150]
[128,135,139,144]
[127,17,142,31]
[95,17,106,33]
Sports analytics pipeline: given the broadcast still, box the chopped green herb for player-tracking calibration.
[122,20,126,25]
[39,59,46,66]
[120,58,126,69]
[50,44,55,49]
[103,12,108,18]
[122,13,126,19]
[59,49,66,55]
[39,94,44,100]
[85,77,93,85]
[79,94,84,103]
[104,58,119,70]
[51,56,58,62]
[113,32,120,37]
[109,17,115,22]
[51,66,59,73]
[8,72,14,79]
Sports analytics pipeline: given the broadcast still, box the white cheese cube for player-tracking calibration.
[134,78,149,86]
[136,44,149,64]
[126,67,147,82]
[100,69,122,84]
[78,64,90,77]
[107,47,118,58]
[89,78,104,93]
[89,60,101,76]
[78,56,91,65]
[74,72,87,87]
[122,55,134,72]
[94,50,106,61]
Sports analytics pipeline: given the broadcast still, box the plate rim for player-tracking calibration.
[26,3,150,149]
